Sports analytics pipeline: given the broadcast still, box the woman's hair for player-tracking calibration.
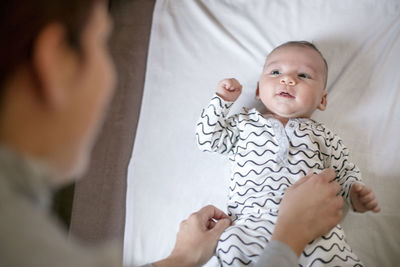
[0,0,104,89]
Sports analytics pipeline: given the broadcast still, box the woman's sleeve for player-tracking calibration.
[254,240,298,267]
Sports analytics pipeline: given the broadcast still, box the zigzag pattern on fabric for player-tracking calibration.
[195,95,363,266]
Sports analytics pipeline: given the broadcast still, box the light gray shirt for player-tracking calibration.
[254,241,298,266]
[0,145,297,266]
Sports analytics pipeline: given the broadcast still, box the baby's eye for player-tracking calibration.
[270,70,281,75]
[298,73,311,79]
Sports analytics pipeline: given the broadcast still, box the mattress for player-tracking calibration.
[124,0,400,266]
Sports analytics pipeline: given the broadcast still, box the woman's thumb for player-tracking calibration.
[211,218,231,237]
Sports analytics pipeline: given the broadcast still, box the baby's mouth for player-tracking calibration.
[277,91,295,98]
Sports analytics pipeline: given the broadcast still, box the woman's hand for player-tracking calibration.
[153,205,231,267]
[271,169,344,256]
[216,78,242,102]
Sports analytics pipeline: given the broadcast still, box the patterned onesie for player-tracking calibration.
[195,95,364,267]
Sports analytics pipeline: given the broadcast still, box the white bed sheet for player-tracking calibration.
[123,0,400,266]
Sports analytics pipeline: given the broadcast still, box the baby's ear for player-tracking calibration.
[317,90,328,111]
[255,82,260,100]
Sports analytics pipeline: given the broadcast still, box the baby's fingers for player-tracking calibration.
[223,78,241,91]
[220,80,231,90]
[360,190,380,213]
[372,204,381,213]
[358,185,373,197]
[365,199,380,213]
[360,191,375,203]
[221,79,233,89]
[352,182,363,192]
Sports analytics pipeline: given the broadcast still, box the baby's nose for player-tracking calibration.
[280,77,296,86]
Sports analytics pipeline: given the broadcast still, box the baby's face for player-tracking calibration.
[258,45,327,119]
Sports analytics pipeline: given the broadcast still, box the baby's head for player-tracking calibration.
[257,41,328,120]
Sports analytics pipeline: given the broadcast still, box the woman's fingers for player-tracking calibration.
[198,205,230,223]
[318,168,337,183]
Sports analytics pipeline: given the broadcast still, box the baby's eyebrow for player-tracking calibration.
[264,61,279,69]
[264,61,318,74]
[299,66,318,74]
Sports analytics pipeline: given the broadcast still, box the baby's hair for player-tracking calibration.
[267,41,328,89]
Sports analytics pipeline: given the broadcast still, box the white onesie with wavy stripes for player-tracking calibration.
[196,95,364,267]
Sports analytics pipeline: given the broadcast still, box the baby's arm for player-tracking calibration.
[195,78,242,155]
[326,131,379,212]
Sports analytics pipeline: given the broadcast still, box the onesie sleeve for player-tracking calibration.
[325,130,363,209]
[195,94,240,155]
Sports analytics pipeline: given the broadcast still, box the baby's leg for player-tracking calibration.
[216,214,275,266]
[299,225,363,267]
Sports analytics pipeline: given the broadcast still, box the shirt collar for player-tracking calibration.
[250,108,316,125]
[0,145,59,210]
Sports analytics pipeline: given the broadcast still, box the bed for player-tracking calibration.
[72,0,400,266]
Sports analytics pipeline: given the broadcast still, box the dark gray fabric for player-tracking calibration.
[69,0,156,251]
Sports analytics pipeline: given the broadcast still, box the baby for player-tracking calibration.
[195,41,380,267]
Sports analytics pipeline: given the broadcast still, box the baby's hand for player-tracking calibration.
[216,78,242,102]
[350,182,380,213]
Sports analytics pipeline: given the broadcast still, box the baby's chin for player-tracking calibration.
[265,108,304,119]
[266,104,315,119]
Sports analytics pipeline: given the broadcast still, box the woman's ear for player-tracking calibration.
[255,82,260,100]
[317,90,328,111]
[32,23,78,110]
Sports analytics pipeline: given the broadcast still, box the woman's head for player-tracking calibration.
[0,0,116,182]
[0,0,106,89]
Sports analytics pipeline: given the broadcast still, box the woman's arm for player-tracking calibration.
[270,169,343,256]
[153,205,231,267]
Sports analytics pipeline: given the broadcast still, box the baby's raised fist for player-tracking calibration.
[216,78,243,102]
